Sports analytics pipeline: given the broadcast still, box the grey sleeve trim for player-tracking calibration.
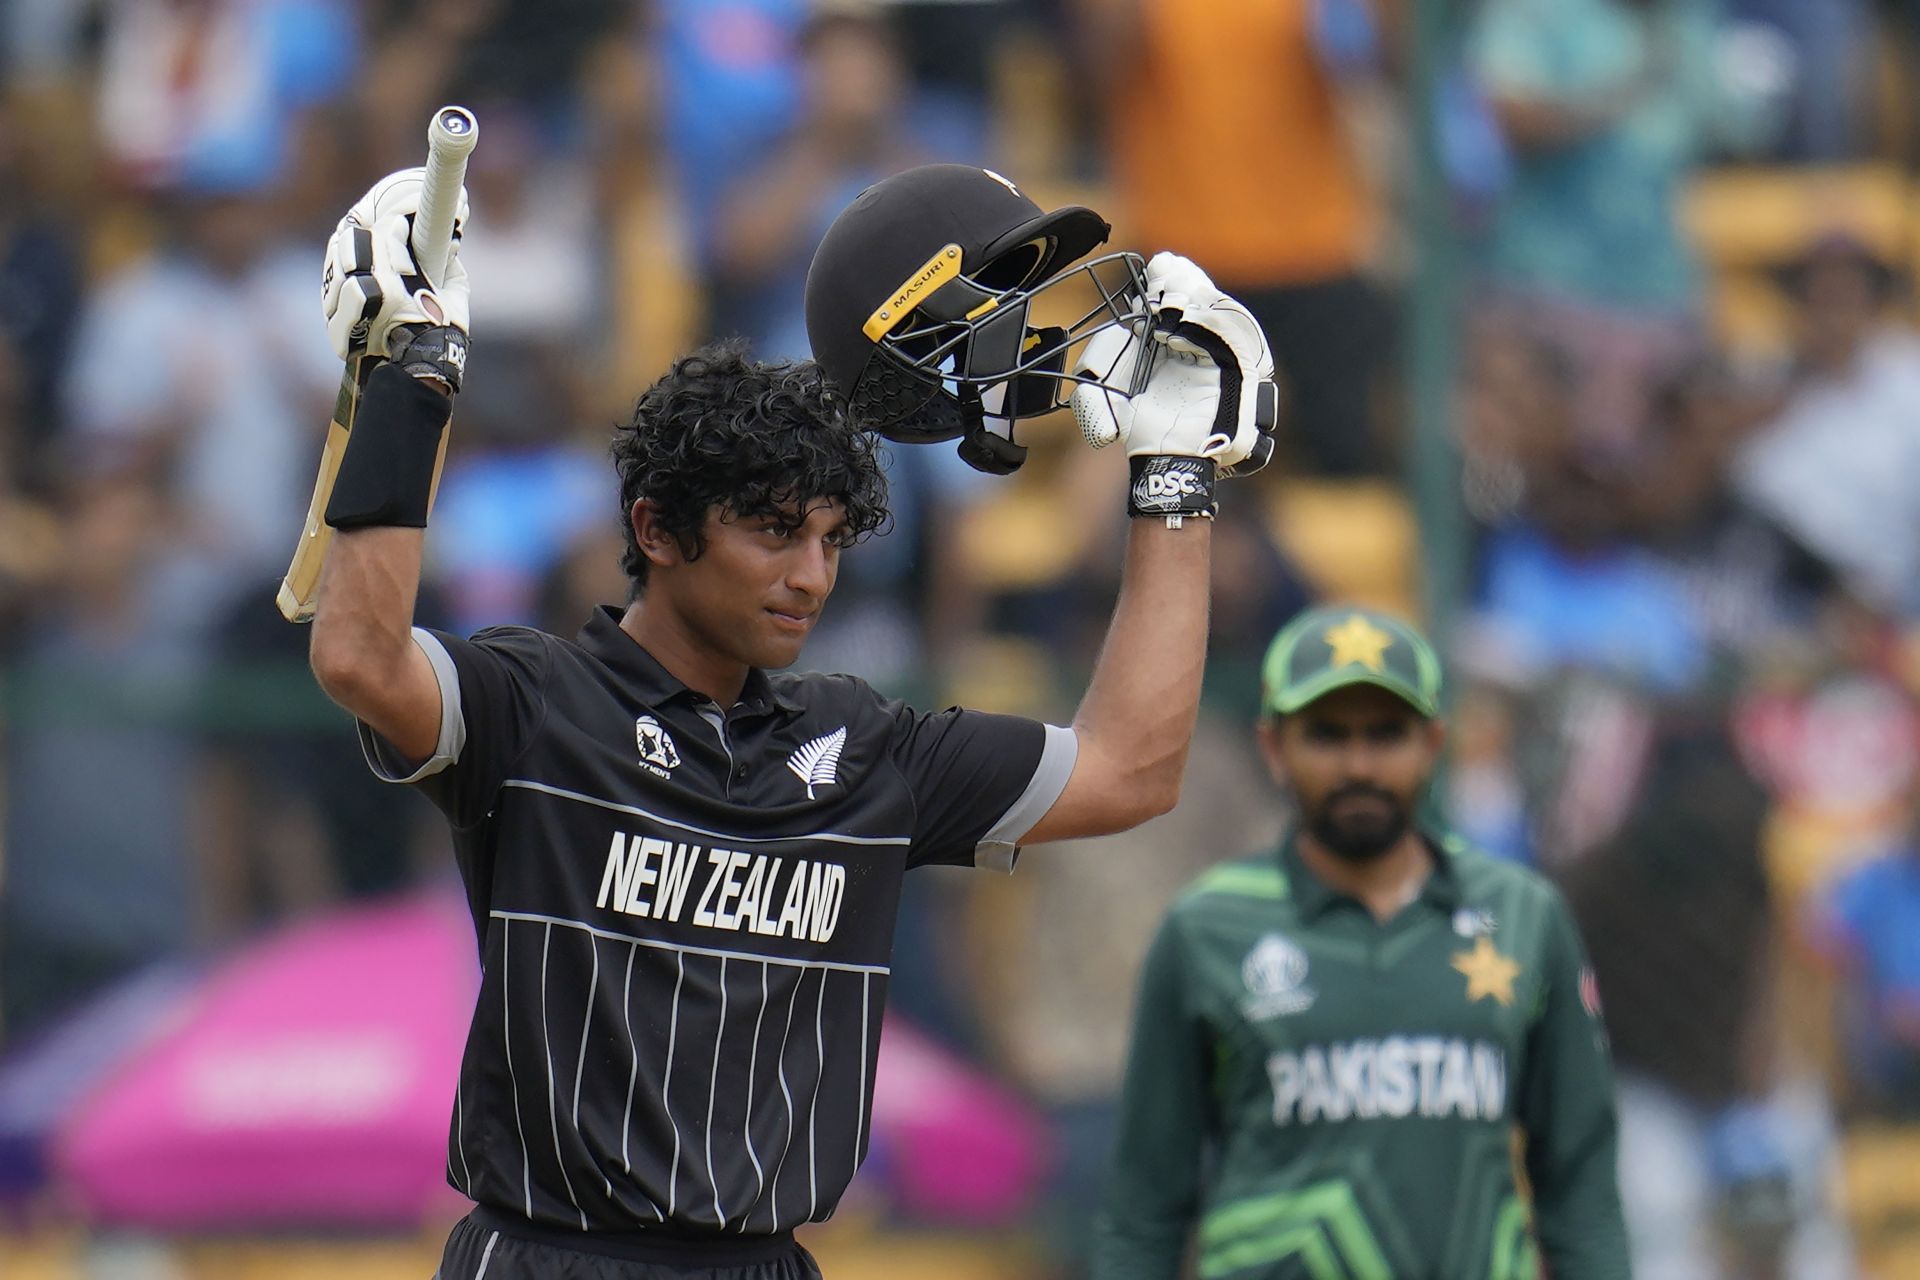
[974,723,1079,873]
[355,628,467,784]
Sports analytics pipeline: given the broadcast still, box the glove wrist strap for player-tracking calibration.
[1128,456,1217,523]
[388,323,469,393]
[325,362,452,530]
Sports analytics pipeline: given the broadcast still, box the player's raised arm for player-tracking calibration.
[306,169,473,762]
[1021,253,1278,844]
[802,166,1276,849]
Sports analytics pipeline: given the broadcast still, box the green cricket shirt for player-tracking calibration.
[1093,830,1629,1280]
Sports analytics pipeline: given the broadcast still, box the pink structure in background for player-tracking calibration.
[50,888,1051,1230]
[55,891,479,1229]
[867,1021,1054,1224]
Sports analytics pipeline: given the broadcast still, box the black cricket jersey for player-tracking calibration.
[357,606,1075,1237]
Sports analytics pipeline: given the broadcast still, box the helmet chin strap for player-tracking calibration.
[955,384,1028,475]
[952,323,1072,475]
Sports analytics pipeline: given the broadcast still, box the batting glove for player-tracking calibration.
[321,167,472,390]
[1071,252,1279,519]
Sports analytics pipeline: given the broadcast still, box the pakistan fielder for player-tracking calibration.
[1094,606,1628,1280]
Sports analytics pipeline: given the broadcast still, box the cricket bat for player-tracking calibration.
[276,104,479,623]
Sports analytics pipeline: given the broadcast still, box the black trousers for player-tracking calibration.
[437,1207,824,1280]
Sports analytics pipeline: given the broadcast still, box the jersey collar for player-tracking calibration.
[576,606,804,717]
[1277,826,1463,919]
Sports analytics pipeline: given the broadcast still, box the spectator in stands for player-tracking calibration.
[655,0,814,341]
[713,3,925,361]
[1808,782,1920,1117]
[887,0,1021,160]
[0,337,62,650]
[1812,845,1920,1116]
[427,341,610,636]
[357,0,629,170]
[1634,357,1834,673]
[1734,233,1920,615]
[1466,0,1773,449]
[196,589,440,937]
[59,181,339,638]
[1561,722,1855,1278]
[95,0,357,193]
[1,473,205,1039]
[455,103,604,349]
[1727,0,1870,160]
[0,98,79,489]
[1468,431,1709,696]
[1085,0,1393,475]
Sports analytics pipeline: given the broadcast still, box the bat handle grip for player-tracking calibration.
[414,105,478,286]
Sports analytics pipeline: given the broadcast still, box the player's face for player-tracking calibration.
[674,499,848,669]
[1258,686,1443,862]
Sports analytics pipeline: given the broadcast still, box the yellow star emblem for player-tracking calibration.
[1324,614,1393,672]
[1452,936,1521,1007]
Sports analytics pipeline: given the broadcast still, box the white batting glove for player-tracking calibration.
[1071,252,1279,482]
[321,167,471,379]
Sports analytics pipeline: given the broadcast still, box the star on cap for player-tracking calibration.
[1451,936,1521,1007]
[1324,614,1392,672]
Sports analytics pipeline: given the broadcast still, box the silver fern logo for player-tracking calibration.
[787,726,847,800]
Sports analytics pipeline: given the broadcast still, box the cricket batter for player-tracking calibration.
[1095,606,1629,1280]
[304,162,1277,1278]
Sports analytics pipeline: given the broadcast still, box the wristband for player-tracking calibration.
[389,322,469,392]
[325,362,452,529]
[1128,455,1216,523]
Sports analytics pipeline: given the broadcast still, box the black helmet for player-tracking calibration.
[804,164,1153,474]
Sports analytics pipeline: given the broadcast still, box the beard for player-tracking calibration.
[1305,783,1411,862]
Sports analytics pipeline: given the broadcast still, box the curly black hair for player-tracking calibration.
[612,340,890,591]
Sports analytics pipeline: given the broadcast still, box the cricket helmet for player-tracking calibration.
[804,164,1154,474]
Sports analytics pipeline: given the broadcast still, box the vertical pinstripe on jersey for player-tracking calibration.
[706,957,729,1227]
[540,923,588,1228]
[738,963,769,1231]
[417,621,1055,1235]
[806,972,827,1219]
[768,970,804,1229]
[501,922,532,1217]
[616,943,665,1220]
[854,971,871,1176]
[663,950,686,1217]
[572,935,599,1129]
[619,944,638,1174]
[452,1081,473,1197]
[478,913,899,1233]
[572,935,601,1199]
[472,1229,499,1279]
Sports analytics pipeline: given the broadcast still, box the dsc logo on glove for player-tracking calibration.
[1131,458,1213,515]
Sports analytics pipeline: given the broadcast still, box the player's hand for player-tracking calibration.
[321,167,472,390]
[1070,252,1279,481]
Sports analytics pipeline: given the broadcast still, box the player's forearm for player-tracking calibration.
[1072,518,1211,823]
[309,525,438,755]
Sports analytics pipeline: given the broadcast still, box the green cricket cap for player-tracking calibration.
[1260,605,1443,719]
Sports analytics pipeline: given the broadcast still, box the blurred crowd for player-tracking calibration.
[6,0,1920,1276]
